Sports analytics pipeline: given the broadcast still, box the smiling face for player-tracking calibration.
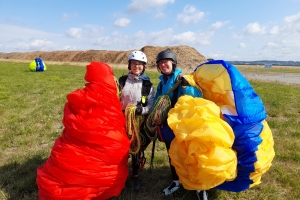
[157,59,173,75]
[130,60,145,75]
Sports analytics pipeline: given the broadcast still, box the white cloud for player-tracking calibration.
[65,25,104,40]
[93,36,114,47]
[284,13,300,23]
[113,18,130,28]
[260,13,300,38]
[254,39,300,61]
[270,26,280,35]
[261,13,300,59]
[281,13,300,34]
[90,28,213,51]
[233,34,243,39]
[112,31,122,37]
[0,23,215,53]
[65,28,82,39]
[8,39,55,52]
[209,21,229,30]
[171,31,212,46]
[133,30,146,38]
[127,0,174,13]
[206,52,225,60]
[172,31,197,44]
[64,45,77,50]
[0,24,63,52]
[182,5,196,13]
[31,39,54,48]
[147,28,174,45]
[266,42,279,48]
[0,24,57,39]
[244,22,266,34]
[239,43,246,48]
[177,5,205,25]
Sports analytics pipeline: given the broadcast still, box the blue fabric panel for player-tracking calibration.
[195,60,266,192]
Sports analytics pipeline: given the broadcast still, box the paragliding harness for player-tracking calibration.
[118,75,153,170]
[144,77,181,172]
[118,75,152,107]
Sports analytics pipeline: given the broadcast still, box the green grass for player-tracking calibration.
[0,61,300,200]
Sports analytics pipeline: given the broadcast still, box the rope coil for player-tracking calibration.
[145,80,181,140]
[124,105,145,154]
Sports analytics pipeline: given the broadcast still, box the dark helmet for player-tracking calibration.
[156,49,177,73]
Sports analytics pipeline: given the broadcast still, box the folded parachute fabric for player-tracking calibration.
[168,96,237,191]
[192,60,275,192]
[36,62,130,200]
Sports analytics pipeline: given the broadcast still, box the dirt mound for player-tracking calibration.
[0,45,207,70]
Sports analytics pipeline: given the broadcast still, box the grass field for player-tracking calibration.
[0,61,300,200]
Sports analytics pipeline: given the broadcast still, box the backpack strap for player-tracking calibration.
[170,86,179,108]
[141,80,152,106]
[118,75,152,106]
[118,75,128,88]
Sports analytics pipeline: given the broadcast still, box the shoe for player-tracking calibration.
[196,190,208,200]
[132,177,141,191]
[162,180,181,196]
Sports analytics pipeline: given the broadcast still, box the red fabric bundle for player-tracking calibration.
[36,62,130,200]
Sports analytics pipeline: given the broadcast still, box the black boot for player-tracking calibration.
[132,176,141,191]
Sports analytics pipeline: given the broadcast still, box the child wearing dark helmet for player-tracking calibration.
[118,50,155,192]
[154,49,207,200]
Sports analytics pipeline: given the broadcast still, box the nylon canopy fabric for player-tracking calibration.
[36,62,130,200]
[168,60,275,192]
[168,96,237,190]
[194,60,275,192]
[29,58,47,71]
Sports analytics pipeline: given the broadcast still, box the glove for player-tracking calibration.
[135,105,143,115]
[181,77,189,87]
[176,74,183,82]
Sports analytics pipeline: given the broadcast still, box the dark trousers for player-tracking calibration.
[165,140,179,180]
[132,125,152,176]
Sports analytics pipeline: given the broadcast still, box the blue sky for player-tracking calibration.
[1,0,300,61]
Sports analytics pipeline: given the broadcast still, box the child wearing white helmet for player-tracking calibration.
[118,50,155,192]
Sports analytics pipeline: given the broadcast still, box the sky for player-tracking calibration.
[1,0,300,61]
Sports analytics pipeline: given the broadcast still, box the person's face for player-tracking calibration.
[158,59,173,75]
[130,60,144,75]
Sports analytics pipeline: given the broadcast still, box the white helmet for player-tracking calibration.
[128,50,147,64]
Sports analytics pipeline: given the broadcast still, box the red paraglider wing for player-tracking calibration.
[36,62,130,200]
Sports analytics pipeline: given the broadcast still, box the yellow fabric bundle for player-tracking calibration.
[250,120,275,188]
[193,64,235,108]
[168,96,237,190]
[183,74,202,93]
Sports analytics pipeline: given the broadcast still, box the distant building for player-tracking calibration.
[264,64,272,69]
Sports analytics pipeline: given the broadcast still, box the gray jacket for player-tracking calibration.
[120,73,155,115]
